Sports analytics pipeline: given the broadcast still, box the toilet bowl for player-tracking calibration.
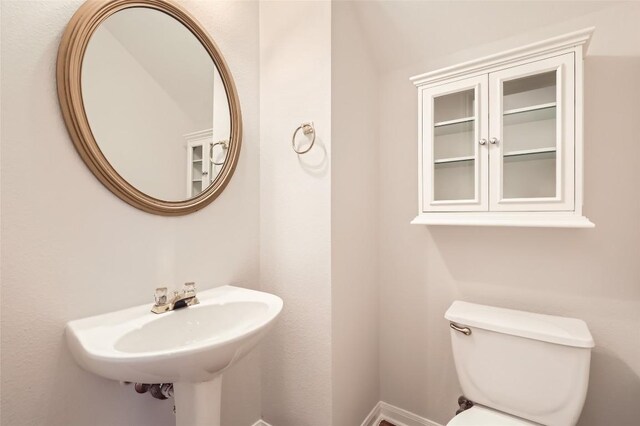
[444,301,594,426]
[447,405,539,425]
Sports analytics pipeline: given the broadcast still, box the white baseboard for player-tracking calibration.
[254,401,441,426]
[361,401,382,426]
[361,401,443,426]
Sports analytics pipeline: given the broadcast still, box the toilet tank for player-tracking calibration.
[445,301,594,426]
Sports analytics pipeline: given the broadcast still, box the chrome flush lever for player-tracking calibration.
[450,322,472,336]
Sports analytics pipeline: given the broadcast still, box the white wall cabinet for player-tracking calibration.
[411,28,594,227]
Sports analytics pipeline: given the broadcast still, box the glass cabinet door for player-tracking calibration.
[489,53,575,211]
[422,75,488,211]
[208,140,228,185]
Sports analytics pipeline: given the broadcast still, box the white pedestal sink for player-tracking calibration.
[66,285,283,426]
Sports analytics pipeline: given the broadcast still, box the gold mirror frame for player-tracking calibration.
[57,0,242,216]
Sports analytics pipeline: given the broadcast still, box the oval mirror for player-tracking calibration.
[57,0,242,215]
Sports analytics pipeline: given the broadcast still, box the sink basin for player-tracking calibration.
[66,285,283,425]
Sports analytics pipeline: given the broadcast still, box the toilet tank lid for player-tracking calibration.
[445,301,595,348]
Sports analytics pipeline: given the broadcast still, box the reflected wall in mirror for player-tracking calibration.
[57,0,241,215]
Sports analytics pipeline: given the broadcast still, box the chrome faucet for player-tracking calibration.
[151,282,199,314]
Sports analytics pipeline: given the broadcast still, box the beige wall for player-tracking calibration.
[82,23,193,200]
[331,2,380,425]
[376,3,640,426]
[259,1,333,425]
[3,2,639,425]
[259,4,383,424]
[0,1,261,425]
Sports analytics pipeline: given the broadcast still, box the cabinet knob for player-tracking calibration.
[489,137,499,145]
[479,138,487,145]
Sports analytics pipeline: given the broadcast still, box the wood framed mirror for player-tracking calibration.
[57,0,242,215]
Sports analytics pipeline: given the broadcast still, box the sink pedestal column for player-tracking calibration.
[174,377,222,426]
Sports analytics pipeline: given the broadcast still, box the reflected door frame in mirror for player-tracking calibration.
[57,0,242,215]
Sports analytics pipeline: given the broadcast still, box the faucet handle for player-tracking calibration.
[183,282,196,294]
[154,287,168,305]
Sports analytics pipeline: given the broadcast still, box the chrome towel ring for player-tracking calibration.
[211,140,229,165]
[292,122,316,154]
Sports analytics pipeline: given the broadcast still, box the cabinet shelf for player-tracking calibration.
[412,213,594,228]
[434,155,475,164]
[503,147,556,158]
[503,102,556,116]
[434,116,475,127]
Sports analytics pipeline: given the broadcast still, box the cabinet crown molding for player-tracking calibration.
[184,129,214,142]
[410,27,594,87]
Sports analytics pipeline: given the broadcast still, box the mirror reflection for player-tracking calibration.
[82,7,231,201]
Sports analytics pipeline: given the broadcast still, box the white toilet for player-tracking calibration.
[445,301,595,426]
